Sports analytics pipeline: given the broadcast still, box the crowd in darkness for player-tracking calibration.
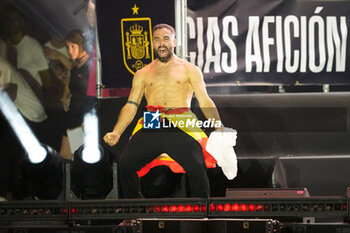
[0,1,96,200]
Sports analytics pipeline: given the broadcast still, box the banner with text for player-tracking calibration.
[187,0,349,85]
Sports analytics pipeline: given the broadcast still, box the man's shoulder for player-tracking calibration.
[133,65,149,80]
[23,35,40,45]
[175,57,200,70]
[180,60,202,77]
[136,60,155,74]
[16,35,42,52]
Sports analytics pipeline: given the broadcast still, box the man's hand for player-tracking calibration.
[104,132,121,146]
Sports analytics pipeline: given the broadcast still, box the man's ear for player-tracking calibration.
[174,38,177,47]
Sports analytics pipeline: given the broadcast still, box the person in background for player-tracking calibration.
[59,29,95,159]
[0,57,47,200]
[42,32,72,150]
[2,8,50,140]
[4,7,51,88]
[43,32,72,84]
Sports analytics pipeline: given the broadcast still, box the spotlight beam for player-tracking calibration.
[82,109,101,163]
[0,88,46,163]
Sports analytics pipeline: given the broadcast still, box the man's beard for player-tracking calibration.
[154,46,173,63]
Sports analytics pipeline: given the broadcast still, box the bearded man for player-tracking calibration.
[104,24,223,198]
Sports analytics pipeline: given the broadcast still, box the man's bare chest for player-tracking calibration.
[144,67,189,88]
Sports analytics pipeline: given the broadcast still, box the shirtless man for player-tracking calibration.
[104,24,222,198]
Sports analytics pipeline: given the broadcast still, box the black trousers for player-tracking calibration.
[119,126,210,198]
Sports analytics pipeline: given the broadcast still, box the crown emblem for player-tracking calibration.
[121,18,154,75]
[130,24,143,34]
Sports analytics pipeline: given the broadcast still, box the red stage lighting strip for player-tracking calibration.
[208,197,348,218]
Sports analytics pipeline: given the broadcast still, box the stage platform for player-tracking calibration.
[0,195,349,232]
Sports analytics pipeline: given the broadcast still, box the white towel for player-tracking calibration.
[206,128,238,180]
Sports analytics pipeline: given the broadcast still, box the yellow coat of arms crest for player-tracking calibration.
[121,18,154,75]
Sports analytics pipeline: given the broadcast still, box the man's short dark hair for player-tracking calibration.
[152,24,175,36]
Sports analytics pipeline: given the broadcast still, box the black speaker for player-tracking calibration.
[282,223,350,233]
[274,157,350,196]
[135,218,281,233]
[225,188,310,198]
[0,225,130,233]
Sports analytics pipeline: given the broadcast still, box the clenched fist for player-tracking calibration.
[103,132,121,146]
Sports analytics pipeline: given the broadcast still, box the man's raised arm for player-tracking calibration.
[103,71,144,146]
[189,65,223,128]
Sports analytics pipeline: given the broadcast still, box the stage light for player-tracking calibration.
[170,205,177,213]
[342,203,348,211]
[153,206,161,213]
[240,204,248,212]
[248,204,256,211]
[185,204,193,212]
[70,208,77,214]
[224,203,231,212]
[232,203,240,212]
[178,205,185,212]
[82,109,101,164]
[193,204,201,212]
[217,204,224,212]
[209,204,216,212]
[256,204,264,211]
[21,144,65,200]
[162,205,169,213]
[71,144,114,199]
[0,88,47,163]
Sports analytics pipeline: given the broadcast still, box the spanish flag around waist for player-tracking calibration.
[132,105,217,178]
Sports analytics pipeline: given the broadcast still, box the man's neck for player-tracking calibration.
[9,32,25,45]
[156,55,176,66]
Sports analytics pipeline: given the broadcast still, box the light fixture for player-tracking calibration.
[0,88,47,163]
[71,144,115,199]
[20,144,65,200]
[82,108,101,164]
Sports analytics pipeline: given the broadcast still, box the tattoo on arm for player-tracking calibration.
[127,100,139,107]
